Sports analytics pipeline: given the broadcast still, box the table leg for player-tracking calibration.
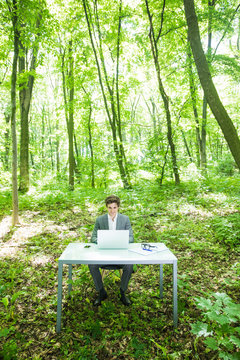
[56,262,63,333]
[68,264,72,295]
[159,264,163,299]
[173,260,178,328]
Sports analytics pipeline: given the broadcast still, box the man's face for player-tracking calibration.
[107,202,119,220]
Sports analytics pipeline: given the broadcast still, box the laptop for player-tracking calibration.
[97,230,129,249]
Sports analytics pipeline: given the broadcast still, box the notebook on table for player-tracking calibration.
[97,230,129,249]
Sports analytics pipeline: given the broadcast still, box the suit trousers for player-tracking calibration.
[88,264,133,292]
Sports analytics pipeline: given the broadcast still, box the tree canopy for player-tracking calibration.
[0,0,239,197]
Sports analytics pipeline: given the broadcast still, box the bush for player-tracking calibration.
[216,156,236,176]
[211,213,240,248]
[191,292,240,359]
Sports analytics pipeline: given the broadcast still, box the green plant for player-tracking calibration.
[191,292,240,359]
[0,327,17,360]
[0,291,24,320]
[211,213,240,248]
[216,156,236,176]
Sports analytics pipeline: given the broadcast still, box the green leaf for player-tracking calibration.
[206,311,229,325]
[1,297,9,309]
[225,304,240,322]
[191,321,212,337]
[219,351,237,360]
[11,291,23,304]
[204,337,218,350]
[0,328,12,337]
[150,338,168,355]
[195,296,212,310]
[220,337,234,351]
[229,335,240,348]
[213,292,231,305]
[235,327,240,335]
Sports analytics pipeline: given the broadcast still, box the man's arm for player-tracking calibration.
[125,216,134,243]
[91,218,100,244]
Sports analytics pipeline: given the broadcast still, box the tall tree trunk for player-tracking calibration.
[18,16,41,193]
[200,1,215,170]
[115,0,131,185]
[60,43,75,190]
[41,108,45,172]
[18,43,29,192]
[87,104,95,188]
[8,0,19,225]
[3,111,11,171]
[82,0,131,188]
[145,0,180,184]
[47,114,54,171]
[56,117,60,174]
[181,129,193,163]
[183,0,240,169]
[201,96,207,169]
[186,42,201,166]
[68,40,75,190]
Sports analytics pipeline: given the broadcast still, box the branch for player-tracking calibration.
[156,0,166,43]
[212,3,240,60]
[82,0,113,126]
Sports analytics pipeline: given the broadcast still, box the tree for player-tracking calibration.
[183,0,240,169]
[6,0,20,225]
[82,0,131,188]
[60,40,75,190]
[145,0,180,184]
[17,0,48,192]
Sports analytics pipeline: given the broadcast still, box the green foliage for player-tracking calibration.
[211,213,240,248]
[191,292,240,359]
[0,176,239,359]
[216,156,236,176]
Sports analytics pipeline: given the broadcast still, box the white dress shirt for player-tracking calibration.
[108,213,118,230]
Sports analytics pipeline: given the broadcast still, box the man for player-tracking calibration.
[89,195,134,306]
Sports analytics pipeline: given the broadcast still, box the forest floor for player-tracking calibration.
[0,177,239,360]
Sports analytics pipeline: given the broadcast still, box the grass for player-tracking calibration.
[0,176,239,359]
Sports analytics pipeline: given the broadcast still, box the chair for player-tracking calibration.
[101,265,123,282]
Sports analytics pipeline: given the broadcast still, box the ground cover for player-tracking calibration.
[0,177,239,359]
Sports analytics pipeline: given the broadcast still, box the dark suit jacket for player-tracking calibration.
[91,213,134,244]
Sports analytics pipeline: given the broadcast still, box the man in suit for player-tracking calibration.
[89,195,134,306]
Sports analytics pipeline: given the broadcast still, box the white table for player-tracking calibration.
[56,242,178,333]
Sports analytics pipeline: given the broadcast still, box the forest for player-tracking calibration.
[0,0,240,359]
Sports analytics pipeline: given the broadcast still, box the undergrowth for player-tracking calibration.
[0,176,239,359]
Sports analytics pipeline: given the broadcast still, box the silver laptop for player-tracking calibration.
[97,230,129,249]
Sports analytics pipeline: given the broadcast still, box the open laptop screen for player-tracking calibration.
[97,230,129,249]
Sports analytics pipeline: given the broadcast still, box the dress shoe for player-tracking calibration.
[93,288,108,306]
[120,288,131,306]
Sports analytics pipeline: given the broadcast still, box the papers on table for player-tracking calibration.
[128,243,167,256]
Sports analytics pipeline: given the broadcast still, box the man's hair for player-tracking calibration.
[105,195,120,207]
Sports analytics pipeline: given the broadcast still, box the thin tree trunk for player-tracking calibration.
[68,40,74,190]
[186,41,201,166]
[8,0,19,225]
[145,0,180,184]
[47,114,54,171]
[41,108,45,172]
[201,96,207,169]
[87,104,95,188]
[183,0,240,169]
[115,0,131,185]
[3,112,10,171]
[60,42,75,190]
[200,1,215,170]
[82,0,131,188]
[181,129,193,163]
[18,16,41,192]
[56,117,60,174]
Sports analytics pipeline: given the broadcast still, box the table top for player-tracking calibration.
[58,242,177,265]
